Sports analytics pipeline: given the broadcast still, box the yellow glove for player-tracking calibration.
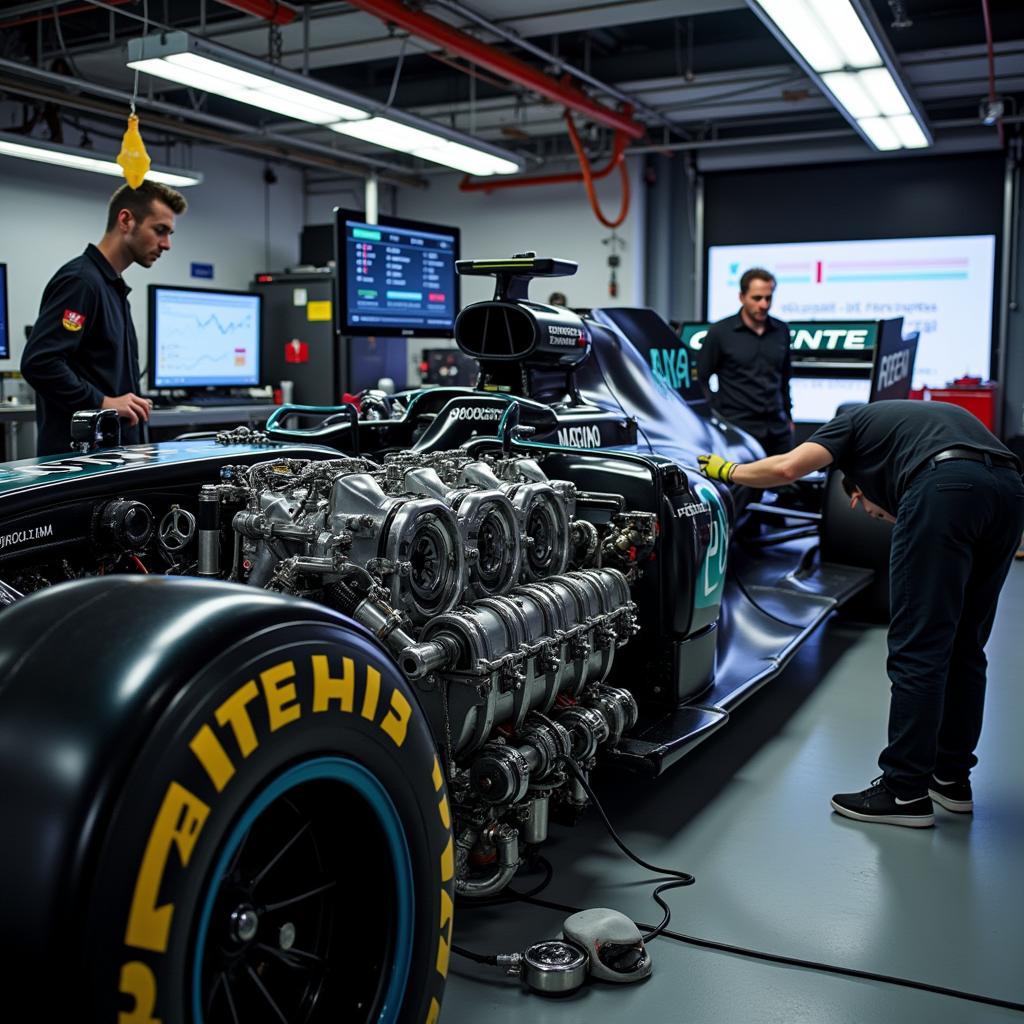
[697,453,737,483]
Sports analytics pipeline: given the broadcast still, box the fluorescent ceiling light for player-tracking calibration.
[889,114,929,149]
[129,53,367,125]
[0,132,202,186]
[804,0,881,69]
[757,0,845,72]
[128,32,524,176]
[749,0,931,151]
[857,117,900,151]
[859,67,911,117]
[821,72,878,119]
[758,0,881,72]
[329,117,519,175]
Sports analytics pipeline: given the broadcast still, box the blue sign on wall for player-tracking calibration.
[190,262,214,280]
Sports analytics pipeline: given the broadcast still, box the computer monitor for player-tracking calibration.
[334,208,460,337]
[148,285,262,390]
[0,263,9,360]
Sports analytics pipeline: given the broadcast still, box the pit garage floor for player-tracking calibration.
[442,561,1024,1023]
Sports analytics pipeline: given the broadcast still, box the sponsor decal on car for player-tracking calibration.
[556,424,602,449]
[876,348,911,389]
[0,523,54,551]
[691,481,728,606]
[546,325,586,348]
[450,406,504,422]
[648,347,692,390]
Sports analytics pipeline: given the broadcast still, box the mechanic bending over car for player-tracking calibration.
[698,400,1024,829]
[697,267,794,457]
[21,181,187,456]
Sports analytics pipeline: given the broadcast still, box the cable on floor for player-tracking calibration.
[450,757,1024,1013]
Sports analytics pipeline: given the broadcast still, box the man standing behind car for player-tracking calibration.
[22,180,187,456]
[697,267,793,456]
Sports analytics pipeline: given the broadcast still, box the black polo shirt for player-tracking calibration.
[696,311,792,431]
[21,244,142,455]
[808,400,1019,515]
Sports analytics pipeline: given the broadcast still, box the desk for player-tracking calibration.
[0,404,281,460]
[0,404,36,461]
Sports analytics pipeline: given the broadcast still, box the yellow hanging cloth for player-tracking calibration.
[117,113,151,188]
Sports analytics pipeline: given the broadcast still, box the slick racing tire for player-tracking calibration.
[0,576,453,1024]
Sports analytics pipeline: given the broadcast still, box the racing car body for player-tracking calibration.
[0,255,877,1023]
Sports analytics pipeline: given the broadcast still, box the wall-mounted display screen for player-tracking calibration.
[148,285,262,389]
[334,208,460,337]
[0,263,9,360]
[706,235,996,388]
[789,377,872,422]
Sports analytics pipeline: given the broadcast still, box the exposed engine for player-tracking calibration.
[206,448,654,896]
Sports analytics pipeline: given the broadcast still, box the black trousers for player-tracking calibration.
[880,459,1024,797]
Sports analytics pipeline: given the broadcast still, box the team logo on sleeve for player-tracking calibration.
[62,309,86,331]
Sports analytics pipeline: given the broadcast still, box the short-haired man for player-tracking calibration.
[22,181,187,456]
[697,400,1024,828]
[697,268,793,456]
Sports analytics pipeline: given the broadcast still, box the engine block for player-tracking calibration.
[217,448,651,896]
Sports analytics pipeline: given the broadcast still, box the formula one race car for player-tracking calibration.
[0,256,887,1023]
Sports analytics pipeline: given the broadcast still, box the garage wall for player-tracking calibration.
[304,159,646,387]
[701,151,1021,436]
[304,157,646,311]
[0,147,303,376]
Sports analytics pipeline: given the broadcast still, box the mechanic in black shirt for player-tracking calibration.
[696,268,793,456]
[21,180,187,456]
[697,400,1024,828]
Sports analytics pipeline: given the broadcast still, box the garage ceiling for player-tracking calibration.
[0,0,1022,183]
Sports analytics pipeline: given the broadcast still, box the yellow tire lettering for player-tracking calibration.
[311,654,354,713]
[214,680,260,758]
[361,665,381,721]
[425,998,441,1024]
[438,794,451,830]
[189,724,235,793]
[260,660,301,731]
[118,961,162,1024]
[126,782,209,953]
[432,756,443,792]
[439,835,454,883]
[380,688,411,748]
[436,888,454,979]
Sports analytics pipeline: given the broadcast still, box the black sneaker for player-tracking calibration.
[831,777,934,828]
[928,776,973,813]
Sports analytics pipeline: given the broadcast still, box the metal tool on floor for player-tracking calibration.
[490,907,653,995]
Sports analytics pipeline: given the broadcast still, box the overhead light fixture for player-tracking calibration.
[747,0,931,152]
[330,118,521,176]
[0,131,203,186]
[128,32,524,176]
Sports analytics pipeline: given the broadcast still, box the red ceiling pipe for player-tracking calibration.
[215,0,297,26]
[0,0,134,30]
[979,0,1004,148]
[345,0,645,140]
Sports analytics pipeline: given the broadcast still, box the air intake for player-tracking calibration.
[456,302,536,360]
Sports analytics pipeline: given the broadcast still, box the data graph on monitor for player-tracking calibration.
[149,286,261,389]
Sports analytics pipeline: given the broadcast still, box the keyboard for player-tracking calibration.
[186,394,267,407]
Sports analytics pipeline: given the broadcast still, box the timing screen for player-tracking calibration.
[343,219,457,331]
[152,289,260,388]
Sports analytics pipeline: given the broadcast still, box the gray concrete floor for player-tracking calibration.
[441,560,1024,1022]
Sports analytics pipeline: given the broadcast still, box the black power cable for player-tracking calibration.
[451,758,1024,1013]
[558,757,694,942]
